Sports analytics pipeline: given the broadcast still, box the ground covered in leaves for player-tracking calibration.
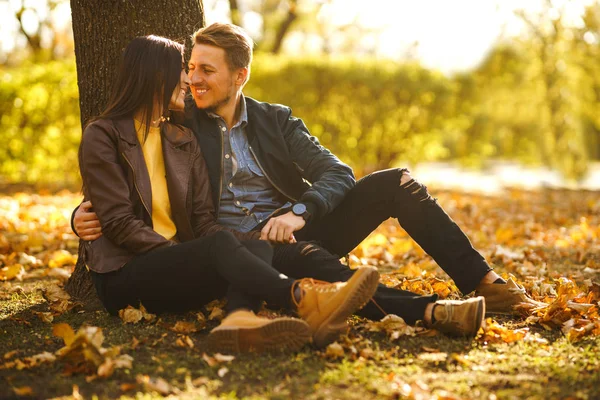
[1,189,599,399]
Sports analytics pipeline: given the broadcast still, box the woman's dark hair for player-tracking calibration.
[93,35,184,139]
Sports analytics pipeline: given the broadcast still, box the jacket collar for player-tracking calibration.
[113,117,194,148]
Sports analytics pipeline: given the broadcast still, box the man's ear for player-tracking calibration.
[236,67,249,87]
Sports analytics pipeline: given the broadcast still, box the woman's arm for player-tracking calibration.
[79,121,174,253]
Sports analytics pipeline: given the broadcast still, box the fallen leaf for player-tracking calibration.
[324,342,345,359]
[53,323,75,346]
[217,366,229,377]
[136,375,174,395]
[12,386,33,396]
[170,321,199,334]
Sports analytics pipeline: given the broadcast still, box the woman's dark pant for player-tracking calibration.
[283,168,493,322]
[91,231,293,315]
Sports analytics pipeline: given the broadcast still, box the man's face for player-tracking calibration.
[188,44,238,115]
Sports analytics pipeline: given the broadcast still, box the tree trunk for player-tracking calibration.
[65,0,205,309]
[271,0,297,54]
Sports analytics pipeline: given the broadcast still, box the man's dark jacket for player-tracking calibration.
[183,96,356,222]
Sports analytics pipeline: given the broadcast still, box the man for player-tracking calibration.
[74,23,542,340]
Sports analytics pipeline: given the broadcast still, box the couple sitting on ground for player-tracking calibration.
[74,23,544,353]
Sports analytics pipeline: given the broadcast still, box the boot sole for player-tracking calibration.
[209,318,311,353]
[313,267,380,348]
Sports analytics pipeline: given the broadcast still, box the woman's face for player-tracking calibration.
[169,67,191,111]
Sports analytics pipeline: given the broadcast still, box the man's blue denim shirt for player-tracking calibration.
[209,96,290,232]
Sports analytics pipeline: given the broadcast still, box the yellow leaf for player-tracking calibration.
[13,386,33,396]
[0,264,25,281]
[48,249,77,268]
[53,323,75,346]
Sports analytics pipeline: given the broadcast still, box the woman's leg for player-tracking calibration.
[96,231,293,314]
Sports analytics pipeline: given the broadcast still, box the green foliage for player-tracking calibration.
[0,59,81,187]
[3,15,600,187]
[246,56,461,175]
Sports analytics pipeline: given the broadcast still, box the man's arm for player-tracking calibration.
[72,201,103,241]
[281,112,355,220]
[259,108,355,243]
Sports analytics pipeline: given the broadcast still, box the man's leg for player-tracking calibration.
[272,242,437,324]
[296,168,491,295]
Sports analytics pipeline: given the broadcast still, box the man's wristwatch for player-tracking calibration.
[291,203,311,222]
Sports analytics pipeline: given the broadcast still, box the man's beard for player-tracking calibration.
[202,93,231,114]
[197,82,234,114]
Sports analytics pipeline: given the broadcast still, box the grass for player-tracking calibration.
[1,278,599,399]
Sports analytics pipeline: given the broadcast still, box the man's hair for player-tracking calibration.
[192,23,253,70]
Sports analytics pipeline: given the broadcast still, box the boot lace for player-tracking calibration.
[291,278,343,308]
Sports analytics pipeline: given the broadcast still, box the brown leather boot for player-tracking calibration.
[209,310,311,353]
[429,296,486,337]
[475,278,547,315]
[293,266,380,348]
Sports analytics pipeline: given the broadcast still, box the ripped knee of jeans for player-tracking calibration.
[300,243,320,256]
[399,172,434,203]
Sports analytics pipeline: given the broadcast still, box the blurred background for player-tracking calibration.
[1,0,599,192]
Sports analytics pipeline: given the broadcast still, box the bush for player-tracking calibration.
[0,59,81,188]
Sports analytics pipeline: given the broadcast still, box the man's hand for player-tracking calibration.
[260,211,305,244]
[74,201,102,241]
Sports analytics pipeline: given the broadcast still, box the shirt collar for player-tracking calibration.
[207,94,248,129]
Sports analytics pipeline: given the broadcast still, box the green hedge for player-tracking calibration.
[0,60,81,187]
[1,52,597,187]
[246,56,462,176]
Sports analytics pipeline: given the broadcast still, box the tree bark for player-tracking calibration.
[65,0,205,309]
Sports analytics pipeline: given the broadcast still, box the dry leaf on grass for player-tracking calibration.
[175,335,195,348]
[33,311,54,323]
[41,284,74,314]
[202,353,235,367]
[0,264,25,281]
[12,386,33,396]
[324,342,345,359]
[170,321,199,334]
[136,375,176,395]
[366,314,424,339]
[53,323,133,378]
[118,304,156,324]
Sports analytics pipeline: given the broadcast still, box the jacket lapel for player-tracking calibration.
[161,123,194,214]
[115,118,153,217]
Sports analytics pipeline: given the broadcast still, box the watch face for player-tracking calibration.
[293,203,307,215]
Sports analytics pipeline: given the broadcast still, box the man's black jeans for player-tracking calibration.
[280,168,492,323]
[91,231,293,315]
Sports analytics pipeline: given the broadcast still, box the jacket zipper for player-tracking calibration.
[122,152,151,217]
[249,145,297,202]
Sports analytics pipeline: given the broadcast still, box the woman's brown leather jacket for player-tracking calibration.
[79,117,259,273]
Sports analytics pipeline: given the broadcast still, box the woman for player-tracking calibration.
[78,35,379,353]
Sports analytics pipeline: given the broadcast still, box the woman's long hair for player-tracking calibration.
[93,35,184,139]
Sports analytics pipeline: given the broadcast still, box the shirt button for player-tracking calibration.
[228,182,233,188]
[225,154,230,159]
[221,126,226,132]
[235,201,241,206]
